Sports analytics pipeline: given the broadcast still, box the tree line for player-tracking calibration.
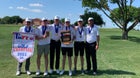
[0,16,23,24]
[0,11,104,26]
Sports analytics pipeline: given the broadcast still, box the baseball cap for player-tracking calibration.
[54,15,60,20]
[88,17,94,21]
[65,18,70,22]
[77,18,83,21]
[41,17,47,21]
[25,18,32,22]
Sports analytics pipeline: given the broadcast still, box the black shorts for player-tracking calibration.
[61,47,73,57]
[74,41,85,56]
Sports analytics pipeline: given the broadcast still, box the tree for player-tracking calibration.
[2,16,11,24]
[74,10,104,26]
[11,16,23,24]
[82,0,140,39]
[0,16,23,24]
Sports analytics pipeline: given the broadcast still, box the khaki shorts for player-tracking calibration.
[37,44,50,55]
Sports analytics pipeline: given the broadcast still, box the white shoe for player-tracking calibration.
[56,69,60,74]
[69,70,72,76]
[26,71,31,75]
[44,71,48,76]
[59,70,64,75]
[93,72,97,75]
[36,71,40,76]
[16,71,21,76]
[49,69,54,74]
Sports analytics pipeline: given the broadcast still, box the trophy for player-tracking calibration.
[61,30,71,44]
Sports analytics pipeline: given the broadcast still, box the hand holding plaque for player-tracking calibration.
[61,30,71,45]
[43,31,49,38]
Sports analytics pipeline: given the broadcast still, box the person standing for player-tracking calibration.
[59,18,75,76]
[16,18,34,76]
[85,17,100,75]
[49,16,63,74]
[35,18,50,76]
[73,18,86,74]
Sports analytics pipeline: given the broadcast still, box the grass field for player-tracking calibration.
[0,24,140,78]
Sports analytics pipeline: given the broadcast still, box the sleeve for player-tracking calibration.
[96,26,99,36]
[19,27,22,32]
[35,28,42,37]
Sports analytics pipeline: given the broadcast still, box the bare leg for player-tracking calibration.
[62,55,66,70]
[37,54,42,71]
[68,56,72,70]
[44,54,48,71]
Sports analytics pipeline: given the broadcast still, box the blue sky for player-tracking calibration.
[0,0,140,28]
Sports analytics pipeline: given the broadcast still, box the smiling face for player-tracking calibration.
[65,21,70,26]
[54,19,59,25]
[88,19,94,26]
[77,21,83,27]
[41,20,48,26]
[25,21,32,27]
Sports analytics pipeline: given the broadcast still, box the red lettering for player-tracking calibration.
[13,48,33,52]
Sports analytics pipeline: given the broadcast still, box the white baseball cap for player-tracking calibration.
[77,18,83,21]
[54,15,60,20]
[41,17,47,21]
[88,17,94,21]
[65,18,70,22]
[25,18,32,22]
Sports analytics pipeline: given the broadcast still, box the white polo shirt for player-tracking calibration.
[50,23,63,41]
[61,26,75,48]
[19,26,35,34]
[36,25,51,45]
[86,25,99,43]
[75,26,86,42]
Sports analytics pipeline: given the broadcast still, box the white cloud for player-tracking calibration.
[16,6,42,13]
[30,9,42,13]
[9,6,13,9]
[16,6,28,10]
[29,3,43,7]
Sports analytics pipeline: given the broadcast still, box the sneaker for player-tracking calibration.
[93,72,97,75]
[26,71,31,75]
[85,69,90,73]
[81,69,84,74]
[59,70,64,75]
[16,71,21,76]
[56,69,60,74]
[36,71,40,76]
[69,70,72,76]
[44,71,48,76]
[73,68,77,74]
[49,69,54,74]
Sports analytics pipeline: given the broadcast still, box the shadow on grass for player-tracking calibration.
[30,69,136,78]
[85,69,136,76]
[108,35,140,43]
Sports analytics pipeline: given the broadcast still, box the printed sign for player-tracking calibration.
[11,32,35,62]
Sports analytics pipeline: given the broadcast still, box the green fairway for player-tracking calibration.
[0,24,140,78]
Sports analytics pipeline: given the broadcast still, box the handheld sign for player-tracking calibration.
[11,32,35,62]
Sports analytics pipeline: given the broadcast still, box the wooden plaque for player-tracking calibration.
[61,30,71,44]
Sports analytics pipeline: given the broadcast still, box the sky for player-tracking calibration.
[0,0,140,28]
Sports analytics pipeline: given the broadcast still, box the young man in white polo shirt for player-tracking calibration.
[16,18,35,76]
[49,16,63,74]
[35,17,50,76]
[73,18,86,74]
[59,18,75,76]
[85,17,100,75]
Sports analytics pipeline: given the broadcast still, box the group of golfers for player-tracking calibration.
[15,15,100,76]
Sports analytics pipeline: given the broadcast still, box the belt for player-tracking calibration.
[75,41,85,43]
[51,39,60,42]
[86,41,96,45]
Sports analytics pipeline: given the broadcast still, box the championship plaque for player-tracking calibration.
[61,30,71,44]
